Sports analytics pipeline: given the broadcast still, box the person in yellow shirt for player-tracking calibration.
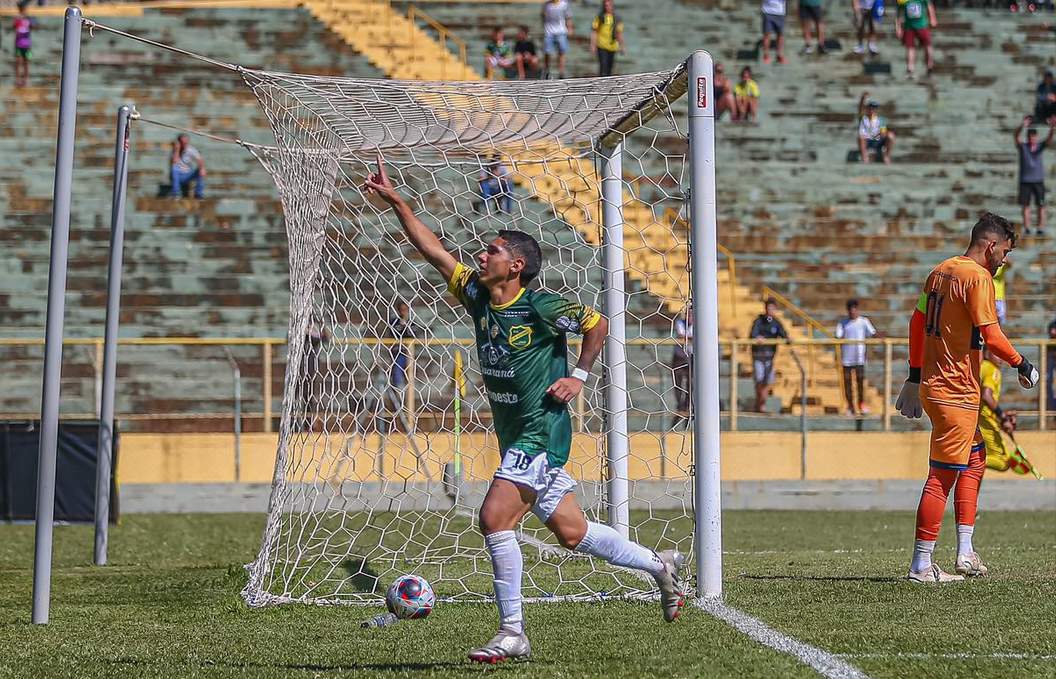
[590,0,623,76]
[734,66,760,122]
[979,346,1017,472]
[992,261,1008,325]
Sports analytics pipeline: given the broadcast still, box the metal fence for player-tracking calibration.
[0,336,1051,435]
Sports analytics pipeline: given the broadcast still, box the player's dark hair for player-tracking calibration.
[846,299,859,310]
[764,297,777,308]
[498,230,542,285]
[970,211,1017,249]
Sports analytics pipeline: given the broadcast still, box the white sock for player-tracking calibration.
[485,530,524,634]
[956,524,974,556]
[911,539,936,572]
[574,521,665,577]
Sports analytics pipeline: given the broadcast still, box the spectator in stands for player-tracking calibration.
[993,262,1009,325]
[760,0,787,65]
[1047,316,1056,411]
[713,63,737,121]
[734,66,760,123]
[835,299,880,416]
[750,298,788,413]
[590,0,623,77]
[670,306,693,428]
[1014,115,1054,236]
[484,27,516,80]
[894,0,936,79]
[12,2,35,88]
[541,0,572,79]
[388,300,416,399]
[1036,71,1056,121]
[798,0,827,55]
[851,0,882,55]
[475,154,514,214]
[513,26,540,79]
[169,134,205,200]
[857,93,896,164]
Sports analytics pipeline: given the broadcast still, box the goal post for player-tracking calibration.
[232,51,720,606]
[240,52,721,606]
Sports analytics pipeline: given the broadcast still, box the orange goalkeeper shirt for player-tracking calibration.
[916,256,999,410]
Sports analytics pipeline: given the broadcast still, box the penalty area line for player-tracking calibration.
[697,599,870,679]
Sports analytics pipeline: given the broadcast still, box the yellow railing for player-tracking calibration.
[406,3,470,80]
[0,337,1051,433]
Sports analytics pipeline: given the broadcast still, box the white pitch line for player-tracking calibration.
[698,598,870,679]
[839,652,1056,661]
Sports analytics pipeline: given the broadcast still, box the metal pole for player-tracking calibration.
[600,142,629,538]
[94,104,131,567]
[688,51,722,600]
[223,348,242,482]
[1038,340,1047,431]
[789,350,807,480]
[882,340,893,432]
[32,6,82,625]
[729,340,738,432]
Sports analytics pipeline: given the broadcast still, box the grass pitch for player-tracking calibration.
[0,510,1053,678]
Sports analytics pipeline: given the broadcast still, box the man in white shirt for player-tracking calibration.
[760,0,787,65]
[541,0,572,79]
[835,299,880,415]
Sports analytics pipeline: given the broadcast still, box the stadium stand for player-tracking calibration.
[0,1,1052,429]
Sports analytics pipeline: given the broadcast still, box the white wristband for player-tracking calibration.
[571,367,590,382]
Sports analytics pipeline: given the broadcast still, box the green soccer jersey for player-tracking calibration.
[899,0,929,30]
[448,263,601,467]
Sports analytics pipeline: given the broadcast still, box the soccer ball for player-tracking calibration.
[385,574,435,619]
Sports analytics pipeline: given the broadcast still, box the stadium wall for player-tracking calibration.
[117,431,1056,484]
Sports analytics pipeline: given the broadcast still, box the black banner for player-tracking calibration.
[0,420,119,523]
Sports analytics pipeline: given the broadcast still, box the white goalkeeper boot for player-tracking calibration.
[907,563,965,584]
[468,628,531,664]
[654,549,687,622]
[955,551,989,577]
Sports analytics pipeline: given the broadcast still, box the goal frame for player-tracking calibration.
[30,4,722,621]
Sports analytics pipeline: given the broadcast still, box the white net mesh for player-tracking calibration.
[240,65,698,606]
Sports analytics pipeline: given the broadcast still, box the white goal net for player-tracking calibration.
[239,60,712,606]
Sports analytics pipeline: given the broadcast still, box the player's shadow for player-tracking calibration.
[342,557,382,594]
[739,574,901,584]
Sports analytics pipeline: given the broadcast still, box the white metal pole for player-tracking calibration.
[600,142,629,538]
[33,6,82,624]
[94,105,131,567]
[688,50,722,600]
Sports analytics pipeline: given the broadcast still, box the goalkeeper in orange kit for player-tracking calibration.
[894,213,1040,583]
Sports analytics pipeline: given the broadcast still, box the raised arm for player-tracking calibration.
[364,151,458,283]
[1014,116,1028,145]
[1045,118,1056,145]
[858,92,869,120]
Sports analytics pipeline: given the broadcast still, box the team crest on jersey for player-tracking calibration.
[508,325,533,349]
[491,324,500,339]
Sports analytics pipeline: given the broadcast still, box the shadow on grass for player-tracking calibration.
[110,656,466,672]
[342,557,382,594]
[738,574,901,584]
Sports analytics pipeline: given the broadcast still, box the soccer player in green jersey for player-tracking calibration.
[365,153,685,663]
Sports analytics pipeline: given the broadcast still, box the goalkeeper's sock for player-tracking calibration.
[915,465,958,542]
[953,444,985,527]
[956,524,975,557]
[485,530,524,634]
[574,521,665,577]
[911,539,936,573]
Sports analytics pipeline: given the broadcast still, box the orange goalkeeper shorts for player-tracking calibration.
[922,397,984,471]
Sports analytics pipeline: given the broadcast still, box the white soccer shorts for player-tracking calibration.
[494,447,577,522]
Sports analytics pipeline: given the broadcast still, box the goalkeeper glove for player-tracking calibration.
[1016,358,1039,389]
[895,370,923,419]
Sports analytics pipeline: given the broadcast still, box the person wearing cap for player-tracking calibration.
[1014,115,1054,236]
[857,92,895,164]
